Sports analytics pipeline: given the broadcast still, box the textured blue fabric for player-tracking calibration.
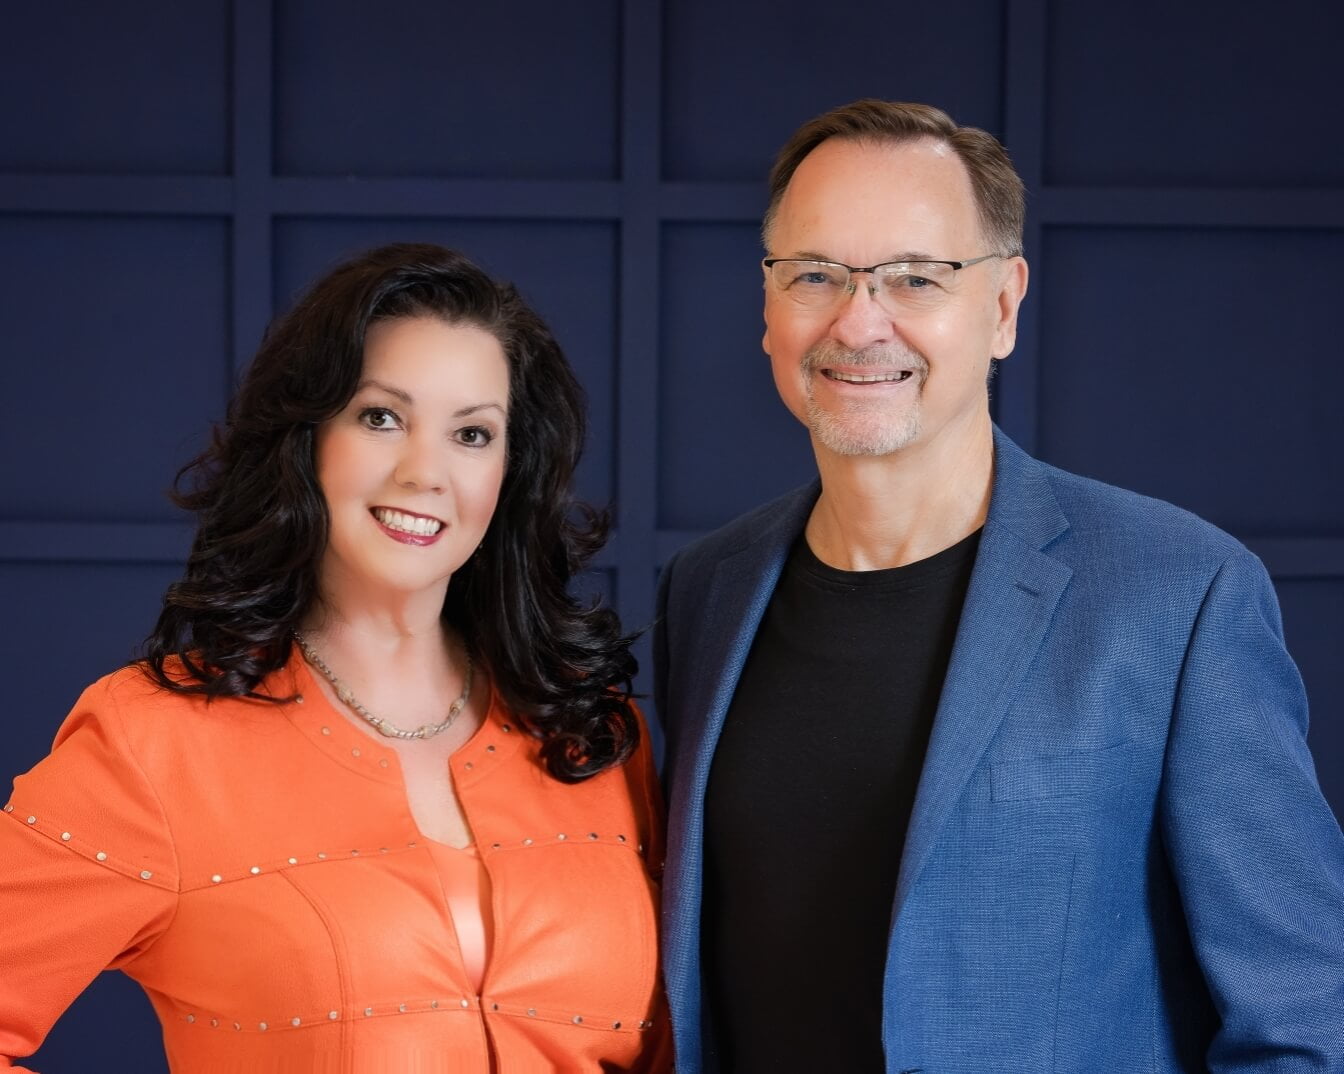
[654,428,1344,1074]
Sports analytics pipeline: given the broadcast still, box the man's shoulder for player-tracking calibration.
[664,481,818,578]
[1029,453,1245,567]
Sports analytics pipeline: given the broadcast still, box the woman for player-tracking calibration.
[0,244,670,1072]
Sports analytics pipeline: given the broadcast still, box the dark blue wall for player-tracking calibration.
[2,2,1341,1069]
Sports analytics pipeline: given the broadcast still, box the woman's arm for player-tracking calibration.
[1,676,178,1069]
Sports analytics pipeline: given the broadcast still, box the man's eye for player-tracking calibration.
[359,407,398,430]
[888,274,935,290]
[788,266,846,289]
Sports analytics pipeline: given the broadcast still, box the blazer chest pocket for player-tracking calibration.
[990,741,1133,803]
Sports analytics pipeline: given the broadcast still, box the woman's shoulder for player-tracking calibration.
[10,660,301,886]
[74,661,184,713]
[59,660,293,750]
[9,665,193,889]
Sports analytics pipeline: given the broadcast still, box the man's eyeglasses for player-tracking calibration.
[762,254,1002,315]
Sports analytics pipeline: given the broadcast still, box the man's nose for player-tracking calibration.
[830,274,894,351]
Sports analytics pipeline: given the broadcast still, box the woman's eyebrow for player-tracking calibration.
[354,379,413,404]
[454,402,507,418]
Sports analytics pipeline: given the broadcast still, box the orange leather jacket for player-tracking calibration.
[0,660,670,1072]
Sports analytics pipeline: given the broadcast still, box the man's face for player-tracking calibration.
[762,137,1027,460]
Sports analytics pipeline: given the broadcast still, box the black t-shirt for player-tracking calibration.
[702,527,981,1072]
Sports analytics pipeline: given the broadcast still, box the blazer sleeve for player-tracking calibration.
[1160,549,1344,1069]
[0,677,179,1070]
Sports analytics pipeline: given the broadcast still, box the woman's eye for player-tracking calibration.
[359,407,399,430]
[457,426,495,447]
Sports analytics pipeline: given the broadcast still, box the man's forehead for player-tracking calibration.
[786,136,972,201]
[772,137,980,252]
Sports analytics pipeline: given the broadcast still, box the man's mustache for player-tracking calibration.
[802,338,929,378]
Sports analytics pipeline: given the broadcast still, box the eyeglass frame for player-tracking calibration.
[761,253,1004,301]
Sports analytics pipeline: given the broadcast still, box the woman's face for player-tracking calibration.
[314,315,510,609]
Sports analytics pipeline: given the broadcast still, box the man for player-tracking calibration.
[654,100,1344,1073]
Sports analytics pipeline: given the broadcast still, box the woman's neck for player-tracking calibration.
[298,586,459,688]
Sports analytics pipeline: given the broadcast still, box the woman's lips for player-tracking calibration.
[370,507,445,545]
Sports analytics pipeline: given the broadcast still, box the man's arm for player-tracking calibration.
[1161,549,1344,1069]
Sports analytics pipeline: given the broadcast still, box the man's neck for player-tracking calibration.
[805,419,994,571]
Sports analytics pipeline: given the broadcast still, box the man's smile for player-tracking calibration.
[820,369,915,384]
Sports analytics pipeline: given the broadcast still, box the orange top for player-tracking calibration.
[0,660,670,1073]
[424,842,491,994]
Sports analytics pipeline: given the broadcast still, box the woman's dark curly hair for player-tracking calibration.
[144,242,638,781]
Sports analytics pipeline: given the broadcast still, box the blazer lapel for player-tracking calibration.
[893,431,1074,916]
[665,550,784,811]
[661,485,816,1022]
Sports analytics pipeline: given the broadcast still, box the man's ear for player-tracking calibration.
[990,256,1030,360]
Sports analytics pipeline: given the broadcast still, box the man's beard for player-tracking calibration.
[802,338,930,457]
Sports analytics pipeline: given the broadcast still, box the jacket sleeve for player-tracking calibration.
[0,678,179,1070]
[1160,550,1344,1070]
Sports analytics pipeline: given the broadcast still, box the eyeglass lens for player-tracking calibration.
[768,260,959,313]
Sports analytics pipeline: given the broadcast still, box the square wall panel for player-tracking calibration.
[1046,0,1344,186]
[659,224,816,531]
[1036,227,1344,536]
[662,0,1006,181]
[1,562,183,777]
[272,220,617,508]
[274,0,619,179]
[0,3,228,173]
[1275,578,1344,820]
[0,216,229,522]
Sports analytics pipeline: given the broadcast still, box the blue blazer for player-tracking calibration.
[654,429,1344,1073]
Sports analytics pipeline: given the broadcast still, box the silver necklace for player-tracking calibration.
[293,631,473,741]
